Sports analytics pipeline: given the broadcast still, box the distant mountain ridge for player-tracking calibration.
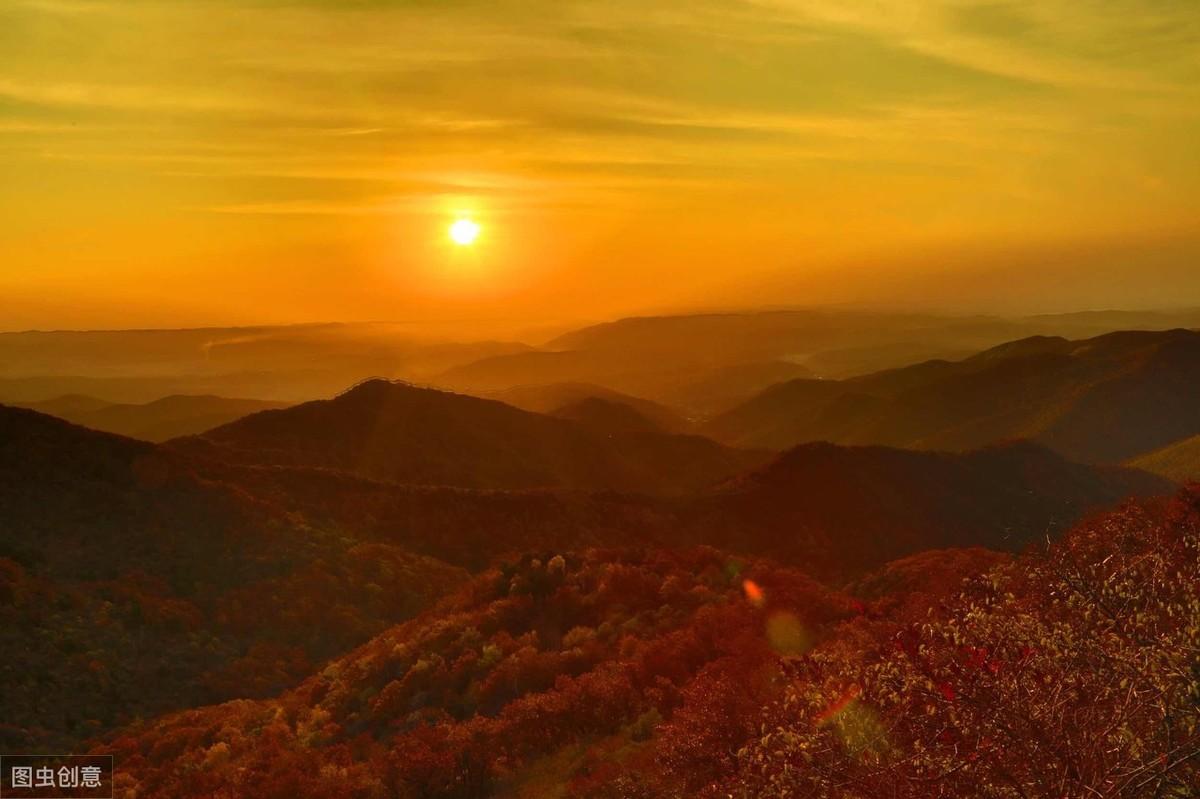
[435,310,1200,414]
[0,323,531,404]
[707,328,1200,463]
[18,393,291,441]
[8,309,1200,412]
[484,381,692,433]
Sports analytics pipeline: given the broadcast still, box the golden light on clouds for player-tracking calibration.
[0,0,1198,330]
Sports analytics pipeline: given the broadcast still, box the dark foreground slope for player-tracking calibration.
[101,488,1200,798]
[708,328,1200,463]
[169,379,765,495]
[0,405,464,750]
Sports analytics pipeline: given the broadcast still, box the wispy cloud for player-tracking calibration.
[2,0,1197,319]
[761,0,1200,92]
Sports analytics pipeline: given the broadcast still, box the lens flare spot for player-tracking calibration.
[742,579,765,607]
[816,683,862,726]
[766,611,810,656]
[815,684,887,760]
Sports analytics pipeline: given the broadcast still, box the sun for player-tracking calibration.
[448,218,481,246]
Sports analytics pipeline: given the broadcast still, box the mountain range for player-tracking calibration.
[707,329,1200,463]
[4,317,1200,788]
[167,379,766,495]
[435,308,1200,413]
[7,309,1200,417]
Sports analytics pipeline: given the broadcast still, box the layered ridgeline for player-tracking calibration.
[100,488,1200,799]
[0,323,532,404]
[0,376,1175,753]
[172,378,1170,578]
[167,379,766,496]
[196,440,1165,580]
[0,405,465,751]
[707,329,1200,463]
[437,310,1200,414]
[486,382,693,434]
[17,394,291,442]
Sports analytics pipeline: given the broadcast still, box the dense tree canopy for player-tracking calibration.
[94,489,1200,797]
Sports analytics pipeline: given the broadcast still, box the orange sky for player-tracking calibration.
[2,0,1199,334]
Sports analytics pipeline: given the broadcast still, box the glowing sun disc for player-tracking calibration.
[449,218,481,246]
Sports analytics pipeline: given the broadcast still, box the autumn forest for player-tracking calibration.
[4,0,1200,796]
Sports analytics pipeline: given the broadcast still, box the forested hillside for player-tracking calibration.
[96,488,1200,798]
[0,405,464,750]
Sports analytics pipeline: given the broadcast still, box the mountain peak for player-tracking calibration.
[335,376,417,399]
